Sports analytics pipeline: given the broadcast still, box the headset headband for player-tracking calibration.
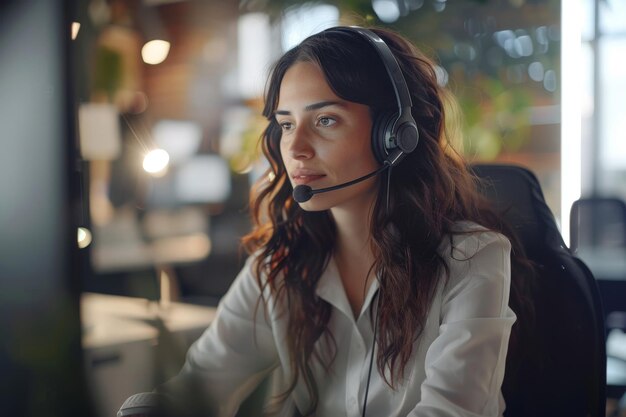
[331,27,414,122]
[329,26,419,164]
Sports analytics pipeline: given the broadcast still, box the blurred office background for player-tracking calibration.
[63,0,625,415]
[75,0,568,301]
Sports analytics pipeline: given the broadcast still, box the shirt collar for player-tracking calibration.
[315,256,380,322]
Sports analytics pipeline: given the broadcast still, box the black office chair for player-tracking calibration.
[570,197,626,331]
[570,196,626,400]
[472,163,606,417]
[570,197,626,254]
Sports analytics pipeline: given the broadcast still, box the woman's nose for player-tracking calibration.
[286,125,314,160]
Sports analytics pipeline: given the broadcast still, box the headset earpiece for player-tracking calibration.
[395,119,419,156]
[372,112,419,165]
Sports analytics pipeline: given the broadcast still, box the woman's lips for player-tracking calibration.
[291,170,326,185]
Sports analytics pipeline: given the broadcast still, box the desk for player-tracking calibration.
[81,293,216,417]
[90,207,211,274]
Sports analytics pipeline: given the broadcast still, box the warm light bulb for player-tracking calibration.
[71,22,81,40]
[141,40,170,65]
[77,227,92,249]
[143,149,170,176]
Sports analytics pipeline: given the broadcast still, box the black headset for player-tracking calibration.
[329,26,419,166]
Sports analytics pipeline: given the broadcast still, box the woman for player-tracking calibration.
[144,26,533,417]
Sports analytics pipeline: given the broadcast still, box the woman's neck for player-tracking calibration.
[331,197,375,261]
[330,197,377,317]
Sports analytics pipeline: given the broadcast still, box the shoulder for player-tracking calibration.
[440,220,511,261]
[214,252,282,325]
[439,221,512,302]
[224,251,286,313]
[220,255,262,307]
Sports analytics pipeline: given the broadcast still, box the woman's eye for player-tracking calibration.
[317,117,336,127]
[279,121,293,131]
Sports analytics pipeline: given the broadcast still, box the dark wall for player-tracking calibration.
[0,1,95,416]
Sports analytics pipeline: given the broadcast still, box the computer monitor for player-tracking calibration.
[0,1,95,416]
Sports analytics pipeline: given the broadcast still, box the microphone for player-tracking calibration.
[292,163,390,203]
[118,392,162,417]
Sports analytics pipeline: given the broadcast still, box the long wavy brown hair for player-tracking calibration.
[242,26,534,416]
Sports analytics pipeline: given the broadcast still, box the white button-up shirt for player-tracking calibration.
[177,222,516,417]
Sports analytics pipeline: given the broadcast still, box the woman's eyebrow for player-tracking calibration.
[274,100,345,116]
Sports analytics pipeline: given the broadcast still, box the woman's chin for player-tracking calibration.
[296,199,330,212]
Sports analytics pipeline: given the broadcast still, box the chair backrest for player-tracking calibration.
[472,163,606,417]
[570,197,626,253]
[570,197,626,399]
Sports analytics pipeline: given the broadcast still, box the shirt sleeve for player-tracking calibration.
[408,231,517,417]
[163,255,280,417]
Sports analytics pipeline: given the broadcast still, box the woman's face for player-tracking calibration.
[276,61,379,212]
